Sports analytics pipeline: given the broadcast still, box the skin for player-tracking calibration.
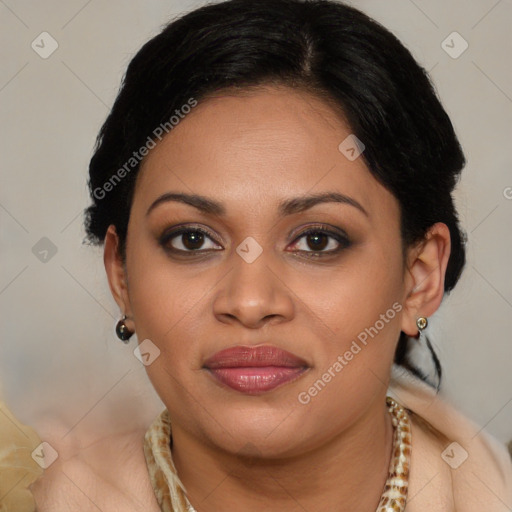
[104,85,451,512]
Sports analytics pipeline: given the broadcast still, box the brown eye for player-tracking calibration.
[181,231,205,250]
[159,227,222,253]
[304,232,329,251]
[291,226,351,256]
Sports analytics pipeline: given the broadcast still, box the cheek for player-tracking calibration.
[125,252,205,409]
[314,242,404,338]
[295,261,403,428]
[302,239,405,391]
[125,244,205,372]
[127,236,199,332]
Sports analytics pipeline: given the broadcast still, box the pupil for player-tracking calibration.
[183,231,204,250]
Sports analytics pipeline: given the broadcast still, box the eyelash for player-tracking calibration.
[158,224,351,258]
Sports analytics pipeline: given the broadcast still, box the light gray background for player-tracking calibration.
[1,0,511,444]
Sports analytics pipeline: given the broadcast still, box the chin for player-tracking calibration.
[200,400,314,458]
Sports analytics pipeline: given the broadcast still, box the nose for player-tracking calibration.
[212,251,295,329]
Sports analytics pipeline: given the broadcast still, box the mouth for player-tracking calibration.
[203,345,309,395]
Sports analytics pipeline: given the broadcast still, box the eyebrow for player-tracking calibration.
[146,191,368,218]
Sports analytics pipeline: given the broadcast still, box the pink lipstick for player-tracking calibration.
[203,345,308,394]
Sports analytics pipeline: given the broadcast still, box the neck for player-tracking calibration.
[171,394,394,512]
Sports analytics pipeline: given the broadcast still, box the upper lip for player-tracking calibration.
[203,345,308,369]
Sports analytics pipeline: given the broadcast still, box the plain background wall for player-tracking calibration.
[1,0,511,445]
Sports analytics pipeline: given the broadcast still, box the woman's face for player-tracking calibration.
[115,86,415,457]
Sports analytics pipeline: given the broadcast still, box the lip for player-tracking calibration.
[203,345,309,394]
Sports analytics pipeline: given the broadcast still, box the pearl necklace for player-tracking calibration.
[144,396,411,512]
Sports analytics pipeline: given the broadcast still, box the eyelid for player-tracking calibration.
[291,223,349,240]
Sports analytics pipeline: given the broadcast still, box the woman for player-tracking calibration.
[4,0,512,510]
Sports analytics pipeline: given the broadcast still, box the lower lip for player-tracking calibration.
[207,366,306,394]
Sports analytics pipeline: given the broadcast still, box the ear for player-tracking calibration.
[104,225,135,332]
[400,222,451,337]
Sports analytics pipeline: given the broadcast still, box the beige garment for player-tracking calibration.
[25,373,512,511]
[388,374,512,510]
[29,421,161,512]
[0,400,43,512]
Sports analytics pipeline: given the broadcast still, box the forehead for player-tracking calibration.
[133,85,398,221]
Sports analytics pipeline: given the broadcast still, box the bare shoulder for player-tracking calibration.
[31,428,161,512]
